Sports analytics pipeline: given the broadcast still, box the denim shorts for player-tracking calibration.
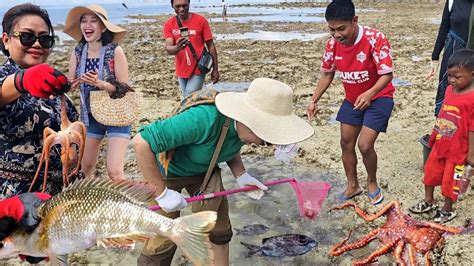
[336,97,394,133]
[87,113,131,139]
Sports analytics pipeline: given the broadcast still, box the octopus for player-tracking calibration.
[29,94,86,192]
[330,201,466,266]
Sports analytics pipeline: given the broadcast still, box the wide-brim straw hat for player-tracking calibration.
[64,5,126,43]
[215,78,315,145]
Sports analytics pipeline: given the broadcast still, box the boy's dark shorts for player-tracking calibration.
[336,97,394,133]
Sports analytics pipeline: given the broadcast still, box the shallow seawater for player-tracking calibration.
[221,155,357,265]
[212,14,326,23]
[216,31,327,41]
[206,81,251,92]
[392,78,413,87]
[206,6,378,24]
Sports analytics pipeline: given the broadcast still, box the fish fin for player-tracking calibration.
[97,234,149,249]
[170,211,217,266]
[235,228,243,235]
[240,242,262,257]
[64,178,158,203]
[97,238,134,249]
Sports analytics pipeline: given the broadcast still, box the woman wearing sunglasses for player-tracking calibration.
[0,3,78,197]
[0,4,78,263]
[64,5,130,181]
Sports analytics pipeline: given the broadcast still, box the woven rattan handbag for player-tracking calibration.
[89,81,142,127]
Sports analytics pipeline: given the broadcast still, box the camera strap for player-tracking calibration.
[176,16,199,60]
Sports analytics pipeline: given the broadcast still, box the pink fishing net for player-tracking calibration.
[289,180,332,219]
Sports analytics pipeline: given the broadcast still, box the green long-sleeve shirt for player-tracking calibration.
[138,104,244,177]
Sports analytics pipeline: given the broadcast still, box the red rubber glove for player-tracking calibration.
[19,254,48,264]
[14,64,70,98]
[0,193,51,240]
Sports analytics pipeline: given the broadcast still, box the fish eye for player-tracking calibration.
[0,242,4,249]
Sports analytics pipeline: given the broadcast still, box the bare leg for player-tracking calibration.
[132,134,166,192]
[81,136,102,178]
[340,123,363,197]
[441,196,454,212]
[212,243,229,265]
[358,126,380,195]
[106,137,130,180]
[424,185,436,203]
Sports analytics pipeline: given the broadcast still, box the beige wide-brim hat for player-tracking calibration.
[215,78,315,145]
[64,5,126,43]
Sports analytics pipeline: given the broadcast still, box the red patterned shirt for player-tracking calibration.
[430,85,474,164]
[320,25,395,104]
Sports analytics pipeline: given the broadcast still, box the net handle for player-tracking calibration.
[149,178,296,211]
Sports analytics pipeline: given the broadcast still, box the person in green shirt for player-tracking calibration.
[133,77,314,265]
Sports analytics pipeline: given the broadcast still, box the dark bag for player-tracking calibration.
[198,48,213,74]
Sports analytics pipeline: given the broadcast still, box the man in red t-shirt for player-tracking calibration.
[163,0,219,97]
[307,0,395,205]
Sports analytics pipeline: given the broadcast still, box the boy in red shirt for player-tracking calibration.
[163,0,219,97]
[410,49,474,223]
[307,0,395,205]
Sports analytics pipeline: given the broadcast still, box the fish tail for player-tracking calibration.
[171,211,217,266]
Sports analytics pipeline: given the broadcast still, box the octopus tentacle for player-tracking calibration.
[407,243,417,266]
[59,137,71,187]
[353,239,398,266]
[329,201,464,265]
[30,94,86,192]
[424,251,432,266]
[330,228,381,256]
[331,201,402,222]
[417,220,464,234]
[66,129,86,178]
[29,131,60,192]
[393,240,406,266]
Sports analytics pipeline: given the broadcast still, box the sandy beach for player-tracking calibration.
[4,1,473,265]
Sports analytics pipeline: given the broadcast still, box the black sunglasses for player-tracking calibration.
[11,31,55,49]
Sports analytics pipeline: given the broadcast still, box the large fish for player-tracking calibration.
[0,178,216,265]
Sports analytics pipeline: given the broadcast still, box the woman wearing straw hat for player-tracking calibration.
[64,5,130,181]
[133,78,314,265]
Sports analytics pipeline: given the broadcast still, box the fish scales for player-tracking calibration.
[39,188,168,253]
[1,179,217,266]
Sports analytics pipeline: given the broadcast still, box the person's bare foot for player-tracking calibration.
[367,181,379,196]
[338,186,363,200]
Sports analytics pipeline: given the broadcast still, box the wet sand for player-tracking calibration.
[6,1,473,265]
